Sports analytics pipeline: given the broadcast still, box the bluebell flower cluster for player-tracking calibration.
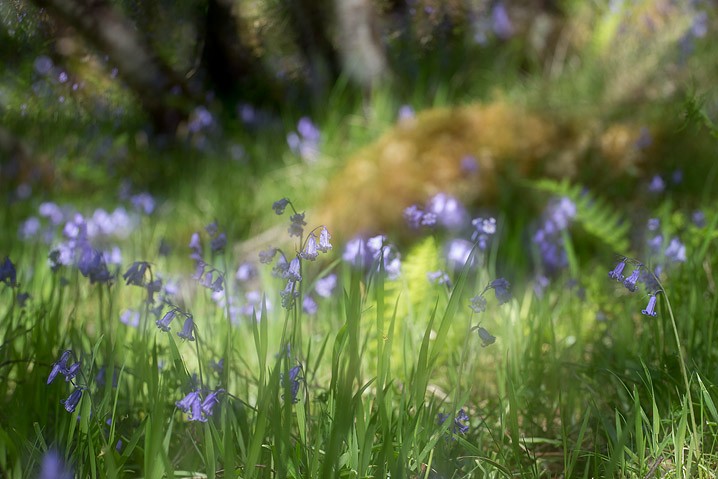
[176,388,225,422]
[47,350,85,414]
[532,197,576,274]
[608,257,662,317]
[39,449,73,479]
[264,199,334,310]
[470,278,512,314]
[155,305,197,340]
[437,408,470,436]
[427,270,451,286]
[188,227,226,293]
[404,193,468,231]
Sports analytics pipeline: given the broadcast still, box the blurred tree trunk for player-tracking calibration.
[335,0,388,93]
[283,0,342,101]
[30,0,195,135]
[200,0,281,107]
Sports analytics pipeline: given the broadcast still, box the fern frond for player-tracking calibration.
[526,178,631,252]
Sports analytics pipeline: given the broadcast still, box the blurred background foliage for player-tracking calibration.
[1,0,717,252]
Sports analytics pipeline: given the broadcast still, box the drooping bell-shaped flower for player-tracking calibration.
[641,294,659,317]
[623,267,641,292]
[177,315,196,341]
[608,259,627,281]
[490,278,511,305]
[299,233,318,261]
[61,387,83,413]
[156,309,176,332]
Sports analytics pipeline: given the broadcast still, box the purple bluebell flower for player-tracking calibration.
[281,365,303,403]
[123,261,149,286]
[64,361,81,382]
[177,315,196,341]
[648,175,665,193]
[492,2,513,39]
[692,210,706,228]
[469,295,487,313]
[288,213,306,237]
[120,309,140,328]
[404,205,424,229]
[647,218,660,231]
[477,327,496,347]
[608,258,627,281]
[236,262,257,282]
[39,202,64,225]
[77,247,112,284]
[623,267,641,292]
[427,193,468,230]
[176,390,201,413]
[280,280,299,309]
[317,227,332,253]
[61,387,83,413]
[189,233,203,262]
[641,294,659,317]
[490,278,511,305]
[300,233,319,261]
[156,309,176,332]
[315,274,337,298]
[130,192,155,215]
[211,233,226,253]
[427,270,451,286]
[273,198,290,215]
[48,350,72,384]
[446,239,474,269]
[438,408,470,435]
[39,449,73,479]
[303,295,318,315]
[343,238,367,267]
[398,105,415,122]
[461,155,478,173]
[0,257,17,287]
[272,255,289,278]
[664,238,686,263]
[201,389,225,417]
[635,127,652,149]
[19,216,41,240]
[285,257,302,282]
[259,248,277,264]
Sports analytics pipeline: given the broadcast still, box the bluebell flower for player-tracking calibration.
[48,350,72,384]
[461,155,478,173]
[438,408,470,435]
[259,248,277,264]
[285,257,302,282]
[177,315,196,341]
[635,127,652,149]
[210,358,224,375]
[403,205,424,229]
[491,2,513,39]
[156,309,176,332]
[343,238,367,267]
[122,261,149,286]
[281,365,303,403]
[490,278,511,305]
[0,257,17,287]
[176,390,201,413]
[664,238,686,263]
[446,239,474,269]
[288,213,306,237]
[397,105,415,122]
[280,280,299,309]
[236,262,257,282]
[19,216,41,240]
[119,309,140,328]
[692,210,706,228]
[299,233,319,261]
[427,270,451,286]
[64,361,81,382]
[608,258,627,281]
[189,233,202,261]
[314,274,337,298]
[272,198,290,215]
[201,389,225,417]
[317,227,332,253]
[623,267,641,292]
[39,449,73,479]
[647,218,660,231]
[641,293,659,317]
[77,247,112,284]
[272,254,289,278]
[130,192,155,215]
[477,327,496,347]
[303,295,318,315]
[427,193,468,230]
[61,387,83,413]
[648,175,665,193]
[211,233,226,253]
[469,295,487,313]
